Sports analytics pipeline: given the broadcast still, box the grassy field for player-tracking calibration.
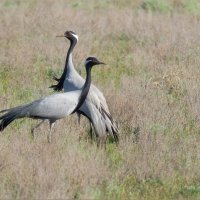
[1,0,200,199]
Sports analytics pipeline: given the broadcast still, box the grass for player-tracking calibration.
[1,0,200,199]
[142,0,172,12]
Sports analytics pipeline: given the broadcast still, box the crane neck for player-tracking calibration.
[63,39,77,77]
[49,38,77,91]
[71,66,92,113]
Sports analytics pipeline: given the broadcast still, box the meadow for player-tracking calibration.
[1,0,200,199]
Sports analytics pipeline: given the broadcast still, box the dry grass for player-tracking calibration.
[1,0,200,199]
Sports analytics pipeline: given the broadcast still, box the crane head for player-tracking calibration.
[56,31,78,42]
[85,57,105,68]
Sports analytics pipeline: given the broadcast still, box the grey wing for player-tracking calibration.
[29,92,79,119]
[80,99,106,136]
[79,98,118,138]
[90,84,109,112]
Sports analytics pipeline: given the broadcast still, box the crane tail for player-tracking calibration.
[49,75,63,91]
[52,76,60,82]
[112,127,119,144]
[100,107,119,144]
[49,84,63,91]
[49,76,63,92]
[49,71,66,92]
[0,111,19,131]
[0,103,33,132]
[0,109,9,114]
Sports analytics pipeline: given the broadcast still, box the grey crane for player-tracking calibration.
[0,57,104,143]
[50,31,119,144]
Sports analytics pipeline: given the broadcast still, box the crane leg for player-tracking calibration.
[77,112,81,125]
[47,120,56,143]
[31,120,46,140]
[89,122,93,143]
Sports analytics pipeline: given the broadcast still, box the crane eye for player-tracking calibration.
[84,59,92,66]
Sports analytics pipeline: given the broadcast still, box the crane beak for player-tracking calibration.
[56,35,65,37]
[97,61,106,65]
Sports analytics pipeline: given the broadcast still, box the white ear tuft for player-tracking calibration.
[71,33,79,41]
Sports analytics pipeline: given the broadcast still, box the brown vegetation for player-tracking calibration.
[1,0,200,199]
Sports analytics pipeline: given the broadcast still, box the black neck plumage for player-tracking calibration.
[62,39,76,81]
[71,66,92,113]
[50,39,76,91]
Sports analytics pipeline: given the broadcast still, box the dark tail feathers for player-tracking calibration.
[49,76,63,91]
[0,104,31,131]
[52,76,60,82]
[0,109,9,114]
[101,106,119,144]
[49,73,65,92]
[0,111,19,131]
[112,126,119,144]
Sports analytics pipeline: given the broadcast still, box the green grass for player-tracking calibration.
[183,0,200,15]
[142,0,172,12]
[91,175,200,200]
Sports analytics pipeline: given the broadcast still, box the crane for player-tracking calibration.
[50,31,119,144]
[0,57,104,143]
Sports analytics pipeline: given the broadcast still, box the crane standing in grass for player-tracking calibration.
[51,31,119,144]
[0,57,105,144]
